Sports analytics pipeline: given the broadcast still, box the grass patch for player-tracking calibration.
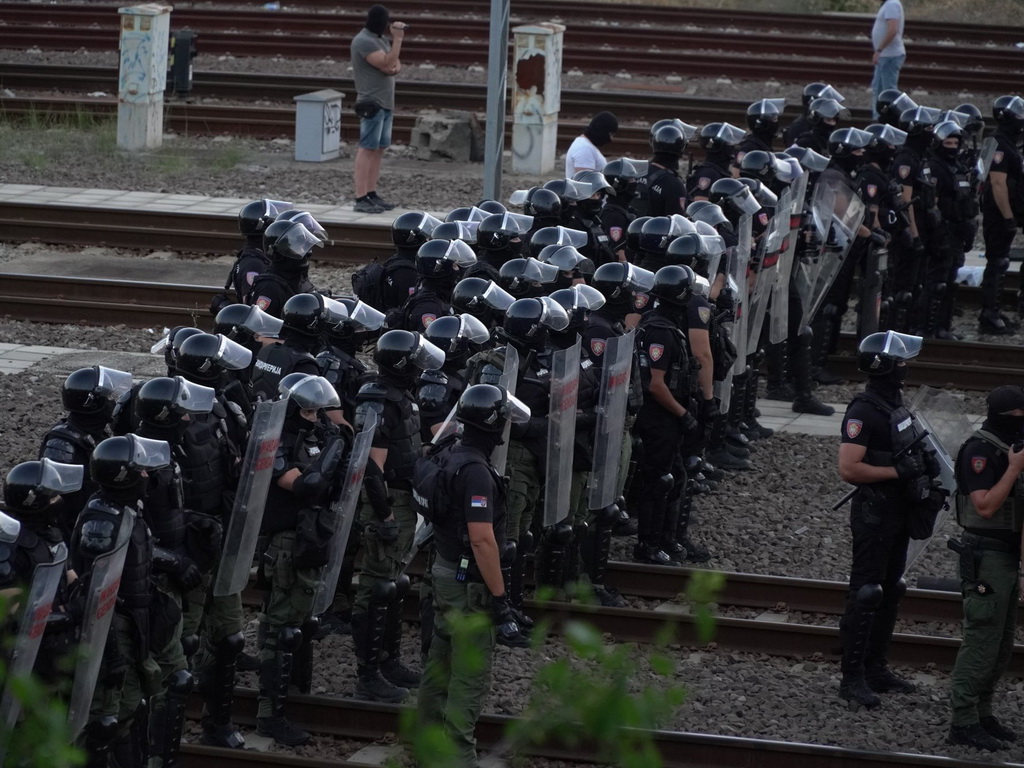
[209,143,248,170]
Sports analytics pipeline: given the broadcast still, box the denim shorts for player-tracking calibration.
[359,107,393,150]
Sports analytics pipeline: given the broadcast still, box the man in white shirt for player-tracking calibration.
[870,0,906,119]
[565,111,618,178]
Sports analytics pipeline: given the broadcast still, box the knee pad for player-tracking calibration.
[215,631,245,659]
[180,633,200,659]
[519,529,535,553]
[544,522,573,546]
[279,626,303,651]
[931,283,947,297]
[798,325,813,341]
[890,578,907,600]
[655,473,674,494]
[300,617,320,640]
[595,504,619,526]
[501,540,517,565]
[370,579,398,605]
[855,583,884,610]
[995,257,1010,272]
[821,304,841,320]
[894,291,913,308]
[572,522,589,540]
[394,572,411,600]
[85,715,119,749]
[166,668,194,696]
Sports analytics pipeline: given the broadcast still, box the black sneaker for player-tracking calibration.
[592,585,627,608]
[632,542,672,566]
[257,715,312,747]
[612,515,638,537]
[812,366,844,385]
[838,677,881,709]
[948,723,1006,751]
[355,667,409,703]
[865,666,916,694]
[369,192,396,210]
[793,396,835,416]
[680,535,710,563]
[381,658,421,688]
[200,719,245,749]
[980,716,1017,742]
[354,197,385,214]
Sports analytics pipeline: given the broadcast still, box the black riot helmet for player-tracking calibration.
[548,284,605,333]
[899,106,942,137]
[456,383,530,434]
[476,199,507,216]
[135,375,215,439]
[709,178,762,217]
[993,95,1024,134]
[524,187,562,220]
[625,216,651,255]
[591,262,656,304]
[498,257,559,297]
[4,459,84,515]
[698,122,746,154]
[416,238,478,279]
[807,98,845,126]
[238,199,290,237]
[665,233,702,268]
[373,330,445,378]
[650,264,695,308]
[686,200,730,229]
[802,83,843,111]
[746,98,784,138]
[528,225,588,260]
[263,220,322,264]
[863,123,908,165]
[62,366,133,415]
[501,296,570,350]
[451,277,515,328]
[325,296,385,349]
[875,89,904,125]
[602,158,644,199]
[90,434,171,490]
[431,220,479,245]
[738,150,778,184]
[638,216,676,258]
[392,211,442,249]
[276,210,328,243]
[857,331,922,376]
[955,102,985,140]
[281,292,336,339]
[279,373,342,411]
[176,333,253,384]
[424,313,490,369]
[828,127,873,159]
[477,212,532,253]
[162,326,204,370]
[214,303,255,342]
[651,124,686,157]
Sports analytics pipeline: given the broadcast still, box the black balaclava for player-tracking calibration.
[366,4,390,35]
[982,385,1024,442]
[906,131,931,154]
[273,256,308,281]
[69,402,115,438]
[654,299,687,327]
[598,290,634,323]
[706,148,734,170]
[103,478,146,507]
[461,424,504,456]
[652,151,680,172]
[283,327,321,354]
[831,153,861,175]
[985,413,1024,443]
[137,419,188,447]
[865,365,907,404]
[865,143,895,168]
[584,112,618,148]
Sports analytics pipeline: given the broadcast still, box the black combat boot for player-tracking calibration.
[706,414,750,471]
[791,329,835,416]
[381,575,421,689]
[948,723,1007,751]
[810,304,844,385]
[149,669,193,768]
[291,617,319,695]
[583,508,625,607]
[980,716,1017,743]
[257,627,312,746]
[199,632,245,749]
[676,479,710,563]
[354,591,409,703]
[765,340,796,401]
[838,585,882,709]
[742,358,774,439]
[863,580,915,694]
[633,472,672,565]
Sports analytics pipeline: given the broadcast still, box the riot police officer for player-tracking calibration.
[837,331,941,708]
[316,297,386,425]
[393,239,477,333]
[451,277,516,334]
[981,96,1024,334]
[418,314,490,440]
[795,97,845,155]
[601,158,642,260]
[783,83,844,146]
[416,384,531,768]
[466,213,529,282]
[635,122,690,217]
[947,385,1024,752]
[212,199,291,315]
[248,221,323,318]
[384,212,443,310]
[353,331,444,702]
[73,435,170,768]
[688,123,745,201]
[257,374,346,745]
[738,98,784,162]
[39,366,132,540]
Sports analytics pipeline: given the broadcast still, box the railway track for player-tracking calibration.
[182,691,1010,768]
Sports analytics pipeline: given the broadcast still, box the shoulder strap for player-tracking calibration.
[853,390,896,417]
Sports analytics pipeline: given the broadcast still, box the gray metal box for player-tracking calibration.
[293,89,343,162]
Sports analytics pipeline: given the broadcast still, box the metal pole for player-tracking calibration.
[483,0,509,200]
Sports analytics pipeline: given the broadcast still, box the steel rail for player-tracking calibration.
[1,24,1021,90]
[2,5,1022,68]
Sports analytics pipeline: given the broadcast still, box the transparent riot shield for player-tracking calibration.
[904,387,975,574]
[214,397,288,597]
[430,405,459,445]
[745,195,790,356]
[716,214,752,414]
[543,340,581,528]
[67,513,133,740]
[588,330,634,511]
[312,412,378,616]
[798,179,865,328]
[977,136,998,182]
[771,173,808,344]
[0,545,67,744]
[491,345,520,476]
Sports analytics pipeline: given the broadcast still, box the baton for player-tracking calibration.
[832,429,930,511]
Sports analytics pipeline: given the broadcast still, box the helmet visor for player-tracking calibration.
[817,84,845,103]
[568,283,606,310]
[458,314,491,345]
[445,220,480,244]
[412,336,447,372]
[523,257,560,284]
[940,109,971,128]
[482,281,516,312]
[243,305,284,338]
[867,124,908,147]
[882,331,923,361]
[668,214,697,236]
[1003,95,1024,119]
[538,296,571,332]
[150,334,170,356]
[890,92,918,114]
[543,246,586,271]
[625,263,657,294]
[265,199,293,218]
[283,212,328,242]
[731,185,763,216]
[276,222,323,260]
[322,296,350,327]
[96,367,134,401]
[562,180,596,201]
[280,374,342,410]
[617,157,649,177]
[215,336,254,371]
[128,435,172,470]
[934,120,964,142]
[441,239,479,267]
[689,203,729,228]
[505,391,532,425]
[348,300,386,331]
[751,183,778,209]
[544,226,588,249]
[693,275,711,299]
[774,154,803,183]
[509,189,530,206]
[790,146,830,173]
[499,212,534,235]
[712,122,748,146]
[172,376,217,414]
[38,458,85,495]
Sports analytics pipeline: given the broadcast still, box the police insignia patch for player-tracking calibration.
[698,177,711,190]
[590,339,606,357]
[679,197,688,210]
[994,151,1004,164]
[245,271,260,285]
[256,296,271,311]
[698,306,712,324]
[972,456,987,473]
[758,212,769,227]
[610,226,623,242]
[634,293,650,309]
[898,165,911,179]
[421,314,437,327]
[845,419,863,439]
[649,343,664,362]
[866,184,878,198]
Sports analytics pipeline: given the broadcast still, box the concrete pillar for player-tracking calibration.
[511,23,564,175]
[117,4,172,151]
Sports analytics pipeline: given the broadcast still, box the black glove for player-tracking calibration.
[910,237,926,258]
[702,398,720,423]
[895,451,925,482]
[922,448,942,480]
[869,229,889,247]
[491,594,530,648]
[373,517,399,543]
[678,410,699,434]
[185,511,223,574]
[1005,217,1019,237]
[292,470,329,503]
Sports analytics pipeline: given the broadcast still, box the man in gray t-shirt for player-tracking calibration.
[350,4,404,213]
[870,0,905,118]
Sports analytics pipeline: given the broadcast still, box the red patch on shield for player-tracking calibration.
[609,226,623,242]
[590,339,606,357]
[421,313,437,328]
[255,296,271,311]
[898,165,911,179]
[845,419,863,439]
[649,343,664,362]
[866,184,878,198]
[972,456,987,474]
[633,293,650,309]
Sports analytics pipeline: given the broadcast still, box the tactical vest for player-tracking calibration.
[252,343,317,403]
[433,444,505,563]
[0,524,56,589]
[317,345,366,419]
[247,270,297,306]
[229,245,270,303]
[634,166,676,217]
[587,313,644,413]
[955,430,1024,533]
[146,462,187,553]
[77,497,152,612]
[932,157,978,223]
[637,313,697,401]
[357,380,421,484]
[852,392,927,495]
[178,414,227,515]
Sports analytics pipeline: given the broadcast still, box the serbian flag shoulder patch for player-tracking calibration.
[845,419,863,439]
[471,496,488,508]
[971,456,987,474]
